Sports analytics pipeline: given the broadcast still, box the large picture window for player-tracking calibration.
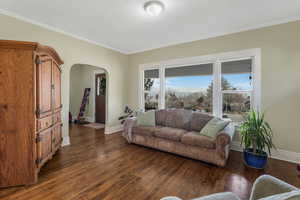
[165,63,213,114]
[139,49,261,123]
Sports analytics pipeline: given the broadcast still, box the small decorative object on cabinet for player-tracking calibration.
[0,40,63,187]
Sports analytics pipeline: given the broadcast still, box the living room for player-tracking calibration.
[0,1,300,200]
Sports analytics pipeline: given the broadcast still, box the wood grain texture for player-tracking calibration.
[0,48,37,187]
[1,125,299,200]
[0,40,63,66]
[0,40,63,187]
[36,56,52,118]
[52,61,62,112]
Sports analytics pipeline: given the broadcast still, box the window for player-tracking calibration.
[143,69,160,111]
[165,64,213,114]
[221,59,252,122]
[139,49,261,122]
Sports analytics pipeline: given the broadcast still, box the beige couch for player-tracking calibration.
[123,109,235,167]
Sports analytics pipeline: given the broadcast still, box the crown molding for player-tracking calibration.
[0,8,128,54]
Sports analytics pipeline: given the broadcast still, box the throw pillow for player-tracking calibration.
[137,110,156,126]
[200,117,230,139]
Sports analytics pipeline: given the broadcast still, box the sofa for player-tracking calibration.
[179,175,300,200]
[123,109,235,167]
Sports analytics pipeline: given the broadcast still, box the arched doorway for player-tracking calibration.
[69,64,109,130]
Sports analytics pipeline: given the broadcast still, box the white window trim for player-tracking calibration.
[139,48,261,116]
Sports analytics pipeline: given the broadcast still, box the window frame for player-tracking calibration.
[139,67,162,110]
[139,48,261,119]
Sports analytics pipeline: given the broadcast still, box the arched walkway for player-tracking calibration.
[69,64,109,128]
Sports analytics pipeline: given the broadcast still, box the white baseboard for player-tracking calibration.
[231,141,300,164]
[85,116,95,123]
[62,136,70,147]
[104,124,123,134]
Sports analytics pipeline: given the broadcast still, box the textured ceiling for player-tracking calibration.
[0,0,300,54]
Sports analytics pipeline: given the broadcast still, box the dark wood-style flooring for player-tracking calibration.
[1,125,299,200]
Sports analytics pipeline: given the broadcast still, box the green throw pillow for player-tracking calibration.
[200,117,230,139]
[137,110,156,126]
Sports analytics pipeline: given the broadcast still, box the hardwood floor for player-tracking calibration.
[1,124,299,200]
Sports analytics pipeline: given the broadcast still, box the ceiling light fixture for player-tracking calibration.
[144,1,164,17]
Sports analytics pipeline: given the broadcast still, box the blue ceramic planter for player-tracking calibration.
[243,148,268,169]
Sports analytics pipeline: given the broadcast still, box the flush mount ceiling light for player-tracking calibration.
[144,1,164,16]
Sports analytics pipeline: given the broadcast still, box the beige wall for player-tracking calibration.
[128,20,300,153]
[1,11,300,153]
[70,64,105,122]
[0,13,128,142]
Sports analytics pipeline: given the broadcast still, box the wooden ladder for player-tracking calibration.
[77,88,91,122]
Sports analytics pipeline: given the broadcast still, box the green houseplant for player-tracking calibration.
[239,109,275,169]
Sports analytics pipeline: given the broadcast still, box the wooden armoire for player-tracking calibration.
[0,40,63,187]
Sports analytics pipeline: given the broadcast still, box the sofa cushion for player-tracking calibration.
[165,109,193,130]
[181,131,216,149]
[190,112,214,132]
[155,109,168,126]
[154,127,187,142]
[132,126,161,137]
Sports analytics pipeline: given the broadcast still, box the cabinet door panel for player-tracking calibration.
[36,129,52,167]
[52,62,61,112]
[36,57,52,118]
[52,124,62,151]
[0,49,36,187]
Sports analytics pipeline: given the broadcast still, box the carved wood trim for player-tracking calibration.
[0,40,64,66]
[0,40,38,50]
[36,44,64,65]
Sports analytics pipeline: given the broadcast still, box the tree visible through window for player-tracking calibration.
[144,69,159,111]
[165,63,213,113]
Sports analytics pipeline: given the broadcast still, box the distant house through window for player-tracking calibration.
[139,49,261,123]
[165,64,213,114]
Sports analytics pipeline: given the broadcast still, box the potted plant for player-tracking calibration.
[239,110,275,169]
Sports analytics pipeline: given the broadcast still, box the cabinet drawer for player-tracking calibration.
[53,112,61,125]
[37,116,53,132]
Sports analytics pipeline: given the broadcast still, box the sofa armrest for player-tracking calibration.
[219,123,235,141]
[250,175,299,200]
[124,117,137,131]
[123,117,137,142]
[216,123,235,156]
